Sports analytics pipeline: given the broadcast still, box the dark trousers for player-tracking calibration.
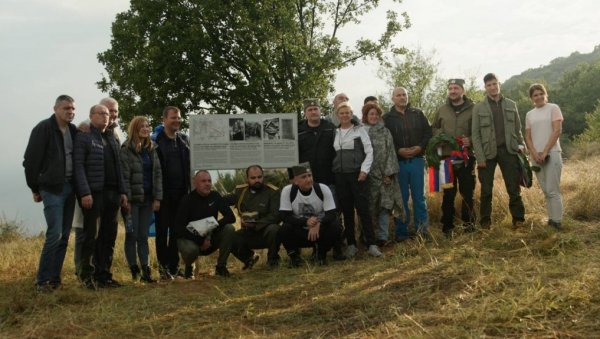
[177,224,236,268]
[155,191,185,273]
[441,158,476,232]
[279,221,342,259]
[335,172,375,246]
[478,147,525,225]
[79,189,120,282]
[235,224,281,262]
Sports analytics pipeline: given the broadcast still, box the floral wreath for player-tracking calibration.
[425,134,461,169]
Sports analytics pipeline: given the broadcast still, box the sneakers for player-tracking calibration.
[215,266,231,277]
[367,245,382,257]
[242,255,260,270]
[345,244,358,258]
[159,266,176,281]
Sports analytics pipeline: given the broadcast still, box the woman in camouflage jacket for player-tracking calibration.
[362,103,404,245]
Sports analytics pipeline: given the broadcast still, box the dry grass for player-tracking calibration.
[1,157,600,338]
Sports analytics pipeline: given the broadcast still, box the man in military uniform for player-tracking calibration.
[226,165,281,268]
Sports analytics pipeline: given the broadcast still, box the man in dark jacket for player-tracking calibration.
[174,170,236,278]
[383,87,432,240]
[297,99,345,260]
[23,95,77,293]
[225,165,281,269]
[298,99,336,186]
[431,79,476,236]
[154,106,191,280]
[74,104,127,289]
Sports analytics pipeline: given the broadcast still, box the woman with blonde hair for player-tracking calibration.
[333,102,382,258]
[121,116,163,282]
[524,83,564,229]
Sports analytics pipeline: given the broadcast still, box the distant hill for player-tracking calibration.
[503,45,600,90]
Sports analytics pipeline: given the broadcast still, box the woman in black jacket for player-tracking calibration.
[121,116,163,282]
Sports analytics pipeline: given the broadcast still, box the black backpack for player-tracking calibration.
[289,183,324,203]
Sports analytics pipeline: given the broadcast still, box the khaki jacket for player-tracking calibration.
[472,96,524,161]
[432,96,474,156]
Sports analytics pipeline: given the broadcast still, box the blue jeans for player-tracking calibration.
[125,197,153,267]
[37,181,75,285]
[395,157,429,237]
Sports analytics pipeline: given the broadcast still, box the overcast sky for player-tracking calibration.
[1,0,598,234]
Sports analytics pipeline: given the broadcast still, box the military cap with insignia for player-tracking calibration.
[303,98,320,111]
[448,78,465,89]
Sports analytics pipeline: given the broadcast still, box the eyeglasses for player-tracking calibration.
[94,111,110,116]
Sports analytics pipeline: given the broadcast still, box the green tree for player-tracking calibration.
[553,61,600,137]
[574,100,600,145]
[378,49,483,119]
[378,48,438,117]
[97,0,410,125]
[502,78,548,132]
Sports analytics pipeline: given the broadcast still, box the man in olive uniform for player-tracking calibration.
[431,79,476,236]
[226,165,281,268]
[472,73,526,228]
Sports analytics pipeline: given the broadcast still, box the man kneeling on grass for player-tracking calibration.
[279,165,342,267]
[173,170,237,278]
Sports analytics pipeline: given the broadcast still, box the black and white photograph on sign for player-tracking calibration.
[193,119,227,142]
[244,121,262,141]
[229,118,245,141]
[281,118,295,140]
[263,118,280,140]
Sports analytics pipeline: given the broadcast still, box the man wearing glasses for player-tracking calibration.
[73,104,128,289]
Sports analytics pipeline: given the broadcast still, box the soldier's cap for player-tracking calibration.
[448,78,465,89]
[303,98,320,111]
[290,164,311,178]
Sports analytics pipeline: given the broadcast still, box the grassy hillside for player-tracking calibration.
[1,158,600,337]
[503,45,600,90]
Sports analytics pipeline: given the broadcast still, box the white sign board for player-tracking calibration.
[189,113,299,170]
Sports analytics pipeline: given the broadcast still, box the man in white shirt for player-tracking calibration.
[279,165,342,267]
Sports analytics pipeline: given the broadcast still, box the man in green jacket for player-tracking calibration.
[432,79,476,236]
[471,73,526,228]
[225,165,281,268]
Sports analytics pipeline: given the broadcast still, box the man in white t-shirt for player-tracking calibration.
[279,165,342,267]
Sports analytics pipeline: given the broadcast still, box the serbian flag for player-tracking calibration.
[429,159,454,192]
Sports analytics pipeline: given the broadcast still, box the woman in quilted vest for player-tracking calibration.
[121,116,163,282]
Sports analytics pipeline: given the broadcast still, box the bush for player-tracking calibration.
[0,216,23,243]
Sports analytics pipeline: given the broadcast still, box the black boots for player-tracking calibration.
[130,265,140,280]
[140,265,157,283]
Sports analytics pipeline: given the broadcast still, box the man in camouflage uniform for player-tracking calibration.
[226,165,281,268]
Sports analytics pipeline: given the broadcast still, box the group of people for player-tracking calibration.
[24,100,191,291]
[24,72,564,293]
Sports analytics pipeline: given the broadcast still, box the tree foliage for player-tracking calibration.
[553,61,600,137]
[97,0,410,125]
[378,49,483,119]
[574,101,600,146]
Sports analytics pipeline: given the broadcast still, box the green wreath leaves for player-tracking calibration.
[425,134,459,169]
